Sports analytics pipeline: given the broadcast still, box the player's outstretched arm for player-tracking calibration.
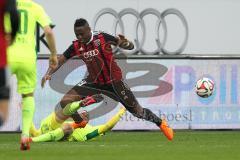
[43,26,58,69]
[117,34,134,50]
[41,55,67,88]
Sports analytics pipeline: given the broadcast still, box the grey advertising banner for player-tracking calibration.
[1,58,240,131]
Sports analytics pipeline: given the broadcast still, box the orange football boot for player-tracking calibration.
[160,119,174,141]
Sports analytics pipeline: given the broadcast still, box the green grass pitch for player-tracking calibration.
[0,131,240,160]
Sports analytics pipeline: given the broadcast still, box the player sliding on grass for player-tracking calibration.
[42,18,173,141]
[30,94,104,137]
[30,107,126,142]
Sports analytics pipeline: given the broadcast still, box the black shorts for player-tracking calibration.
[0,67,10,100]
[72,80,139,110]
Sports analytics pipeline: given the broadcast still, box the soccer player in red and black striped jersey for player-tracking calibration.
[42,18,173,140]
[0,0,19,126]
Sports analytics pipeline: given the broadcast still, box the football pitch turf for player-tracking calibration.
[0,131,239,160]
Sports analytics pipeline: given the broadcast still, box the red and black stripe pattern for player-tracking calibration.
[63,31,122,84]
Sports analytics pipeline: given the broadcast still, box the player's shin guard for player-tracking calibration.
[22,96,35,137]
[62,101,82,116]
[62,95,103,116]
[32,128,64,142]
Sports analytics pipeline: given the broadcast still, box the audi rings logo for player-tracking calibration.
[92,8,189,55]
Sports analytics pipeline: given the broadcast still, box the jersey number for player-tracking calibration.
[18,9,28,34]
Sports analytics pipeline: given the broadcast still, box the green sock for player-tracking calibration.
[86,129,100,140]
[62,101,82,116]
[22,96,35,137]
[32,128,64,142]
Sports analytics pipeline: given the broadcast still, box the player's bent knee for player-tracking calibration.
[60,98,73,108]
[60,95,81,108]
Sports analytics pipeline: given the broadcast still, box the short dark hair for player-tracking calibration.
[74,18,89,28]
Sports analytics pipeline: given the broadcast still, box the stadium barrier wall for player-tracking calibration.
[1,55,240,131]
[34,0,240,55]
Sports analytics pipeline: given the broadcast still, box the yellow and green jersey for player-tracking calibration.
[7,0,52,63]
[68,124,101,142]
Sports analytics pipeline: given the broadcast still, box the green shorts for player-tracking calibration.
[40,113,61,134]
[9,62,36,94]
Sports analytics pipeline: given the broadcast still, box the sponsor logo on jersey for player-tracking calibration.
[83,49,99,61]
